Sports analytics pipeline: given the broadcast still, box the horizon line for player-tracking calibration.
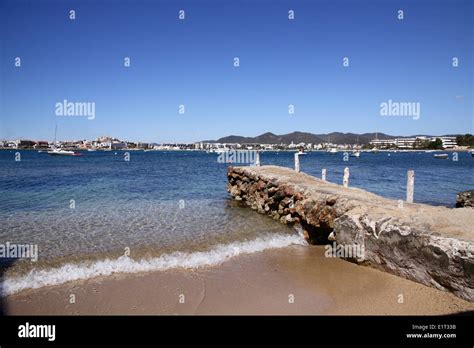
[1,130,471,144]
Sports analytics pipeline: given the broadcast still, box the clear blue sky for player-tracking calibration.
[1,0,472,143]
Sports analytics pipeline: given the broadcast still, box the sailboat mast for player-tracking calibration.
[54,124,57,148]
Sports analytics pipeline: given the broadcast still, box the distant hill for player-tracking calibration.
[212,131,399,145]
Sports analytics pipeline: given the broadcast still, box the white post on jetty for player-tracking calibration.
[343,167,350,187]
[322,168,327,181]
[406,170,415,203]
[255,150,261,167]
[294,152,300,172]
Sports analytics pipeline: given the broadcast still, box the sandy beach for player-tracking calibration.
[4,245,473,315]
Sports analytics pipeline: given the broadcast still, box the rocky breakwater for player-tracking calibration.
[227,165,474,301]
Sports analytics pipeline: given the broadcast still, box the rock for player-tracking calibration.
[267,180,278,188]
[230,186,241,197]
[303,200,316,212]
[284,186,296,197]
[267,187,279,195]
[293,192,304,201]
[326,196,337,206]
[334,210,474,301]
[294,223,310,241]
[281,197,292,207]
[256,180,266,190]
[294,201,306,217]
[456,190,474,208]
[272,190,287,202]
[280,214,294,224]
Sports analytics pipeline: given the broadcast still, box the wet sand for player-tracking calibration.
[4,245,473,315]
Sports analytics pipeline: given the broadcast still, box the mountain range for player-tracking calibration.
[203,132,393,145]
[202,132,459,145]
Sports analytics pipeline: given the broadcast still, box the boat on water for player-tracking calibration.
[351,136,361,157]
[47,148,81,156]
[47,126,81,156]
[434,153,449,159]
[325,134,338,153]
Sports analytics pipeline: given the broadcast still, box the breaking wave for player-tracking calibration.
[2,233,306,296]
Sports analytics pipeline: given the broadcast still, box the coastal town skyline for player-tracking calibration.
[2,131,470,151]
[1,125,473,145]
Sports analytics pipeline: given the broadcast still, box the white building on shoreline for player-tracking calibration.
[370,136,457,149]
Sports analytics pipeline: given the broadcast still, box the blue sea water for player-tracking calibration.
[0,149,472,293]
[267,150,474,206]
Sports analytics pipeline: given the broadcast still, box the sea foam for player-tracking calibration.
[2,233,306,296]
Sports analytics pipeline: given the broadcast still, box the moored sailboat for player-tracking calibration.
[47,125,81,156]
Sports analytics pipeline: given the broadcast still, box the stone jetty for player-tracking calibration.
[227,165,474,301]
